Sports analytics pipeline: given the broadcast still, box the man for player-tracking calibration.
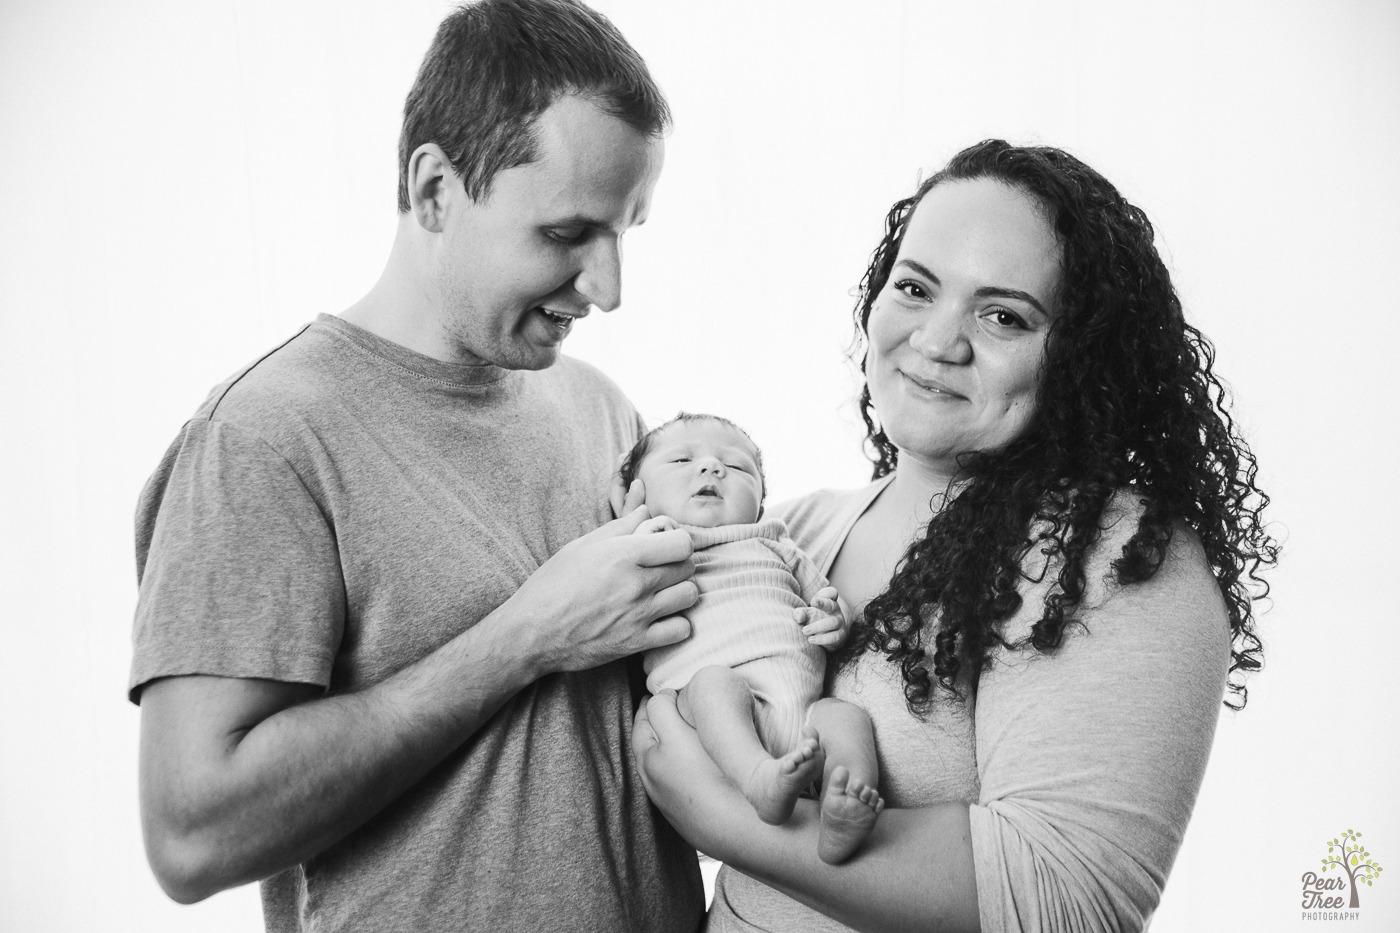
[130,1,704,930]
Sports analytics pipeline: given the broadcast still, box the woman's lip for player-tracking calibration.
[901,370,965,398]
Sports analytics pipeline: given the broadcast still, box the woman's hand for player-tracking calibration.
[635,693,979,933]
[633,690,745,854]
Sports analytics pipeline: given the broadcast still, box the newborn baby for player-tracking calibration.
[621,413,883,864]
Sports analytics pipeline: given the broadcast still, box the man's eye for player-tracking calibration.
[546,228,585,244]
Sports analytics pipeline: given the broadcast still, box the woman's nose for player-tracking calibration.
[908,308,972,365]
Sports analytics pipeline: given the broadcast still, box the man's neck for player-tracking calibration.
[340,224,493,371]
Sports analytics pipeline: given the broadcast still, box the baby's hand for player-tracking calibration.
[636,515,679,535]
[794,585,849,649]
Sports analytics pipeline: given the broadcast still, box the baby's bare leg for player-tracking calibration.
[678,666,823,825]
[807,697,884,864]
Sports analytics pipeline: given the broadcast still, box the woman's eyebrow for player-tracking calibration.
[895,259,940,284]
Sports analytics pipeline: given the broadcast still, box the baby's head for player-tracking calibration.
[619,413,766,528]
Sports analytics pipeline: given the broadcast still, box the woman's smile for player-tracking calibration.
[898,369,967,400]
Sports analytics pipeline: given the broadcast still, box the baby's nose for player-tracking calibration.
[699,457,726,476]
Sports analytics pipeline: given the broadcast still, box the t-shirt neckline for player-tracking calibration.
[313,313,517,388]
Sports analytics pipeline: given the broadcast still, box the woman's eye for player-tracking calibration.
[985,307,1028,330]
[893,279,929,300]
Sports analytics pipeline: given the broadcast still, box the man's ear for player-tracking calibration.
[406,143,455,233]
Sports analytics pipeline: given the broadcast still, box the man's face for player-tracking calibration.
[432,94,665,370]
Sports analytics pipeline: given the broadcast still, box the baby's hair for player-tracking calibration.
[619,412,767,509]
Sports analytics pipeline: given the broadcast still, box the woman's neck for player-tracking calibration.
[886,455,958,523]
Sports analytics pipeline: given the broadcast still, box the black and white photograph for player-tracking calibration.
[2,1,1397,930]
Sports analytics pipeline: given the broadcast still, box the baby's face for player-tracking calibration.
[636,420,763,527]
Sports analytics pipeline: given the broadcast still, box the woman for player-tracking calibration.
[633,140,1276,932]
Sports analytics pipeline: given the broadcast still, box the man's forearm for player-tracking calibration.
[141,509,696,902]
[141,604,541,903]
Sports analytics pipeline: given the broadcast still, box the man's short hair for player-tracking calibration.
[397,0,671,212]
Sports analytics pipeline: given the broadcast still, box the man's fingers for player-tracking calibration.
[629,527,694,567]
[594,504,652,538]
[609,484,627,519]
[635,516,672,535]
[638,613,691,651]
[649,580,699,619]
[635,515,678,536]
[622,478,647,514]
[609,478,647,520]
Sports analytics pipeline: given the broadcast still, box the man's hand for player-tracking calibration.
[609,463,646,518]
[792,585,848,650]
[635,514,679,535]
[139,503,696,903]
[503,505,696,676]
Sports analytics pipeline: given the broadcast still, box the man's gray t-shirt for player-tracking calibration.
[130,314,703,932]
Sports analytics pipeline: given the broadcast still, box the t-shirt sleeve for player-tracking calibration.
[129,418,346,702]
[969,522,1231,933]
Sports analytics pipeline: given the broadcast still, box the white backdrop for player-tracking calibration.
[2,1,1397,930]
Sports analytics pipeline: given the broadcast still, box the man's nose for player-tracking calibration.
[575,238,623,313]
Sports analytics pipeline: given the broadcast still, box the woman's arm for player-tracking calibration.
[634,692,982,933]
[967,519,1230,932]
[637,514,1230,933]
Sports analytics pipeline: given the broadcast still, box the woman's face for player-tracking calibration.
[866,178,1062,476]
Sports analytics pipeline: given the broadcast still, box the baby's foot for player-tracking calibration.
[818,765,885,864]
[744,727,823,825]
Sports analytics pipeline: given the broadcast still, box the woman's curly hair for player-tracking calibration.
[847,140,1278,713]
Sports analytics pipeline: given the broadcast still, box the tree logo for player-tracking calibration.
[1301,828,1383,919]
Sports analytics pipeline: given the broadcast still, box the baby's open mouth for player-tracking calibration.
[694,485,720,498]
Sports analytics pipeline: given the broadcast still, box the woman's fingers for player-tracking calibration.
[643,688,686,737]
[633,694,659,757]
